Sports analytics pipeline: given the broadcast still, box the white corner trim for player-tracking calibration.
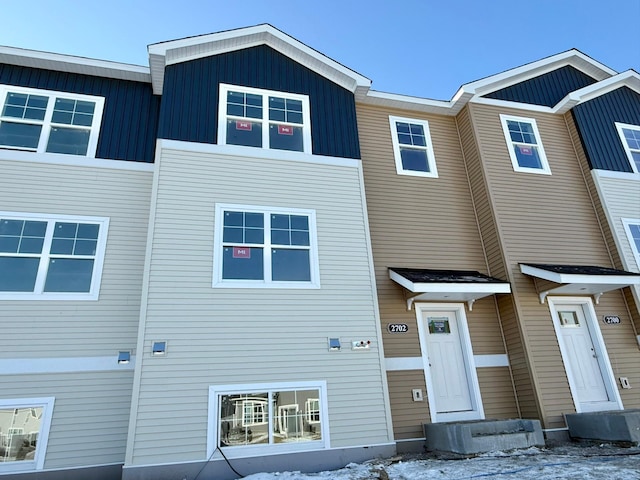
[0,356,136,375]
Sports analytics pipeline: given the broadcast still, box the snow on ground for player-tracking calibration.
[242,444,640,480]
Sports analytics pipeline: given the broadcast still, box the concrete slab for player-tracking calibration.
[565,409,640,444]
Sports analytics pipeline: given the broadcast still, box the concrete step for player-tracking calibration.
[424,419,544,454]
[565,409,640,444]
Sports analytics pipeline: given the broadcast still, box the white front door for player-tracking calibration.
[549,298,623,412]
[417,304,484,422]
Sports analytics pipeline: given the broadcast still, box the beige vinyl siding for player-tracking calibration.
[386,370,429,439]
[357,104,515,433]
[0,159,152,357]
[128,146,390,466]
[0,371,132,469]
[477,367,520,419]
[467,102,636,428]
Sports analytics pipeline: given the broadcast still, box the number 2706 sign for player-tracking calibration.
[388,323,408,333]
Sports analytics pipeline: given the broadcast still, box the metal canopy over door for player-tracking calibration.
[549,298,623,413]
[416,304,484,422]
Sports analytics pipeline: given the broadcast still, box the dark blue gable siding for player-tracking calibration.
[484,66,597,107]
[158,45,361,159]
[572,86,640,172]
[0,64,160,163]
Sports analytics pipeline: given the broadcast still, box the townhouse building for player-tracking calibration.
[1,24,638,480]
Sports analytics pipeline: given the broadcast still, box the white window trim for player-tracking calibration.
[207,381,329,460]
[622,218,640,269]
[217,84,312,154]
[500,114,551,175]
[304,398,321,424]
[388,115,438,178]
[0,397,55,473]
[0,212,109,300]
[0,85,104,158]
[212,203,320,289]
[615,122,640,174]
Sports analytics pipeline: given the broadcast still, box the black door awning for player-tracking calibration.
[520,263,640,303]
[389,267,511,310]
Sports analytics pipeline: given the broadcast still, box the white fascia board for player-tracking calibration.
[360,90,461,116]
[459,50,616,99]
[0,46,150,83]
[520,264,640,286]
[389,270,511,294]
[148,24,371,95]
[553,70,640,114]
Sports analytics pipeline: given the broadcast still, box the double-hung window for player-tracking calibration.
[218,84,312,154]
[209,381,327,456]
[0,85,104,157]
[623,219,640,268]
[213,204,319,288]
[0,213,109,299]
[500,114,551,174]
[615,123,640,173]
[389,116,438,177]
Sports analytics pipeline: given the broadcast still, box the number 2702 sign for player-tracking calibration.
[388,323,408,333]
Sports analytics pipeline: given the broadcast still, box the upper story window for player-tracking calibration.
[218,84,312,154]
[0,86,104,157]
[0,212,109,300]
[389,116,438,178]
[615,123,640,174]
[213,204,320,288]
[500,114,551,175]
[622,219,640,268]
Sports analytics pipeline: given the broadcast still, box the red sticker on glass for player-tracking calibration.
[236,121,252,131]
[278,125,293,135]
[233,247,251,258]
[519,146,533,155]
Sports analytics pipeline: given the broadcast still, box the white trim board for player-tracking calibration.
[385,354,509,371]
[0,356,136,375]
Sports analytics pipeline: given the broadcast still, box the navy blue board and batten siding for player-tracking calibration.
[0,64,160,163]
[158,44,361,159]
[484,65,597,107]
[572,86,640,172]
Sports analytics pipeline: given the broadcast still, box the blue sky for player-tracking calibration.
[2,0,639,100]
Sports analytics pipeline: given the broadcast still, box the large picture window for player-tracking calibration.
[0,398,54,473]
[213,204,320,288]
[500,114,551,174]
[615,122,640,174]
[0,86,104,157]
[218,84,312,154]
[389,116,438,178]
[209,382,327,457]
[0,213,109,300]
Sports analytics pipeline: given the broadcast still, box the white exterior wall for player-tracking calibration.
[0,156,153,471]
[592,170,640,308]
[126,141,392,467]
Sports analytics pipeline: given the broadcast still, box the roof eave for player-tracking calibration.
[147,24,371,96]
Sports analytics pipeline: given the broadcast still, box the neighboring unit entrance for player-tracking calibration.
[549,298,623,413]
[416,304,484,422]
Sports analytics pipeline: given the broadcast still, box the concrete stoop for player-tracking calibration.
[424,419,545,454]
[565,409,640,444]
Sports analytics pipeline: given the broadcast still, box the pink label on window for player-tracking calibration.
[233,247,251,258]
[519,146,533,155]
[278,125,293,135]
[236,121,252,131]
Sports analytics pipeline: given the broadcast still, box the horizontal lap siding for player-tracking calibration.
[129,148,390,465]
[469,103,628,427]
[386,371,429,439]
[0,371,133,468]
[0,159,152,357]
[476,367,519,419]
[357,104,514,431]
